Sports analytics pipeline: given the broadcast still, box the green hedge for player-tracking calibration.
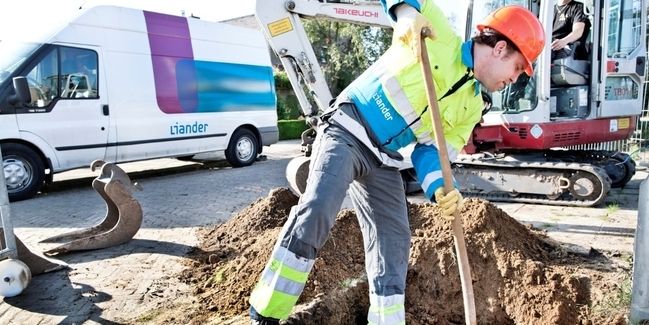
[275,71,303,120]
[274,71,292,89]
[278,119,311,140]
[276,92,302,120]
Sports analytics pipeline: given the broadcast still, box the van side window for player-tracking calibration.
[59,47,98,99]
[24,49,59,108]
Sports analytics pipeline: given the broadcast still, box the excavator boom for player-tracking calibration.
[255,0,389,118]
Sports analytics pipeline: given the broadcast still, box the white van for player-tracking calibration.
[0,5,278,201]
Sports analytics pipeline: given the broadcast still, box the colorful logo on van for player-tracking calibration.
[143,11,276,114]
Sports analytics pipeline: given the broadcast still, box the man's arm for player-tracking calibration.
[553,2,590,51]
[410,144,463,220]
[380,0,422,21]
[389,2,432,61]
[551,22,585,50]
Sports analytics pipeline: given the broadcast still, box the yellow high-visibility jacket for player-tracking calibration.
[344,0,483,199]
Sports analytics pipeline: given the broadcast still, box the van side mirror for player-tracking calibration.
[8,76,31,105]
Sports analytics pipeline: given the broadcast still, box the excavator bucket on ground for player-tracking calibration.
[41,160,143,256]
[286,155,311,196]
[0,229,66,275]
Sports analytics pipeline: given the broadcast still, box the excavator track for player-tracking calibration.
[452,154,612,207]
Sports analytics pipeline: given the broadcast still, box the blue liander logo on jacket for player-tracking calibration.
[373,93,394,121]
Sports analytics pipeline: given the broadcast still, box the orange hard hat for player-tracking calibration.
[477,5,545,76]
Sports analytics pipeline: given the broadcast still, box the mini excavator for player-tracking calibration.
[255,0,646,207]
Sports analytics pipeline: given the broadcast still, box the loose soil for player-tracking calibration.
[148,188,633,324]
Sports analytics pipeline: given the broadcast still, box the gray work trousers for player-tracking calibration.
[280,105,411,296]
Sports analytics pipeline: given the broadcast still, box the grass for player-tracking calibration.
[607,203,620,214]
[135,309,163,322]
[340,277,364,288]
[341,278,354,288]
[598,203,620,221]
[203,267,226,288]
[537,222,555,230]
[591,274,632,319]
[212,268,226,284]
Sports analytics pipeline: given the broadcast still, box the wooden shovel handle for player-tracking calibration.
[419,27,477,325]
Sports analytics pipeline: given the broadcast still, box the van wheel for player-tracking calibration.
[225,129,258,168]
[1,143,45,201]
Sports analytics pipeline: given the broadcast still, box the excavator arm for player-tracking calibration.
[255,0,390,119]
[255,0,395,194]
[255,0,394,194]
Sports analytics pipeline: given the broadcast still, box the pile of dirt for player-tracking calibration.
[173,187,630,324]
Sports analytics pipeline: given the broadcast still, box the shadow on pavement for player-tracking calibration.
[4,269,123,324]
[42,239,205,264]
[41,161,230,195]
[536,223,636,237]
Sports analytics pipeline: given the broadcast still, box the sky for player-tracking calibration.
[0,0,255,34]
[0,0,467,25]
[0,0,468,39]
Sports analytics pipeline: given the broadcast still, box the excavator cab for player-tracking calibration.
[549,1,592,119]
[471,0,645,142]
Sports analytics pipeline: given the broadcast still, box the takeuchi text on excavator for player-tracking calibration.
[255,0,647,207]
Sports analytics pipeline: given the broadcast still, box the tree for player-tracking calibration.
[303,19,391,96]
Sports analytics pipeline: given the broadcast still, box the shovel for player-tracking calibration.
[419,27,477,325]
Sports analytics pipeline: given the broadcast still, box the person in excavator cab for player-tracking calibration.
[249,2,545,324]
[551,0,591,61]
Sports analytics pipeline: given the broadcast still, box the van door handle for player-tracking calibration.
[102,105,109,116]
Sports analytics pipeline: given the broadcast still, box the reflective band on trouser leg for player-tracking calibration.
[367,293,406,325]
[249,246,315,320]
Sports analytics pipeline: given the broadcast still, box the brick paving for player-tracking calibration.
[0,140,644,324]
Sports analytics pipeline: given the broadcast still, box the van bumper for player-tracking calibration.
[259,126,279,146]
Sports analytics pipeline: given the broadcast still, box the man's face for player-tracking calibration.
[478,41,528,92]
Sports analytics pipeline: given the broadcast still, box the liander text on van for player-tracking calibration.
[170,122,209,135]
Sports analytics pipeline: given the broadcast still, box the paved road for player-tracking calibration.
[0,140,644,324]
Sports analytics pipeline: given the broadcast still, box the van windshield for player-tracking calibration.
[0,40,40,84]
